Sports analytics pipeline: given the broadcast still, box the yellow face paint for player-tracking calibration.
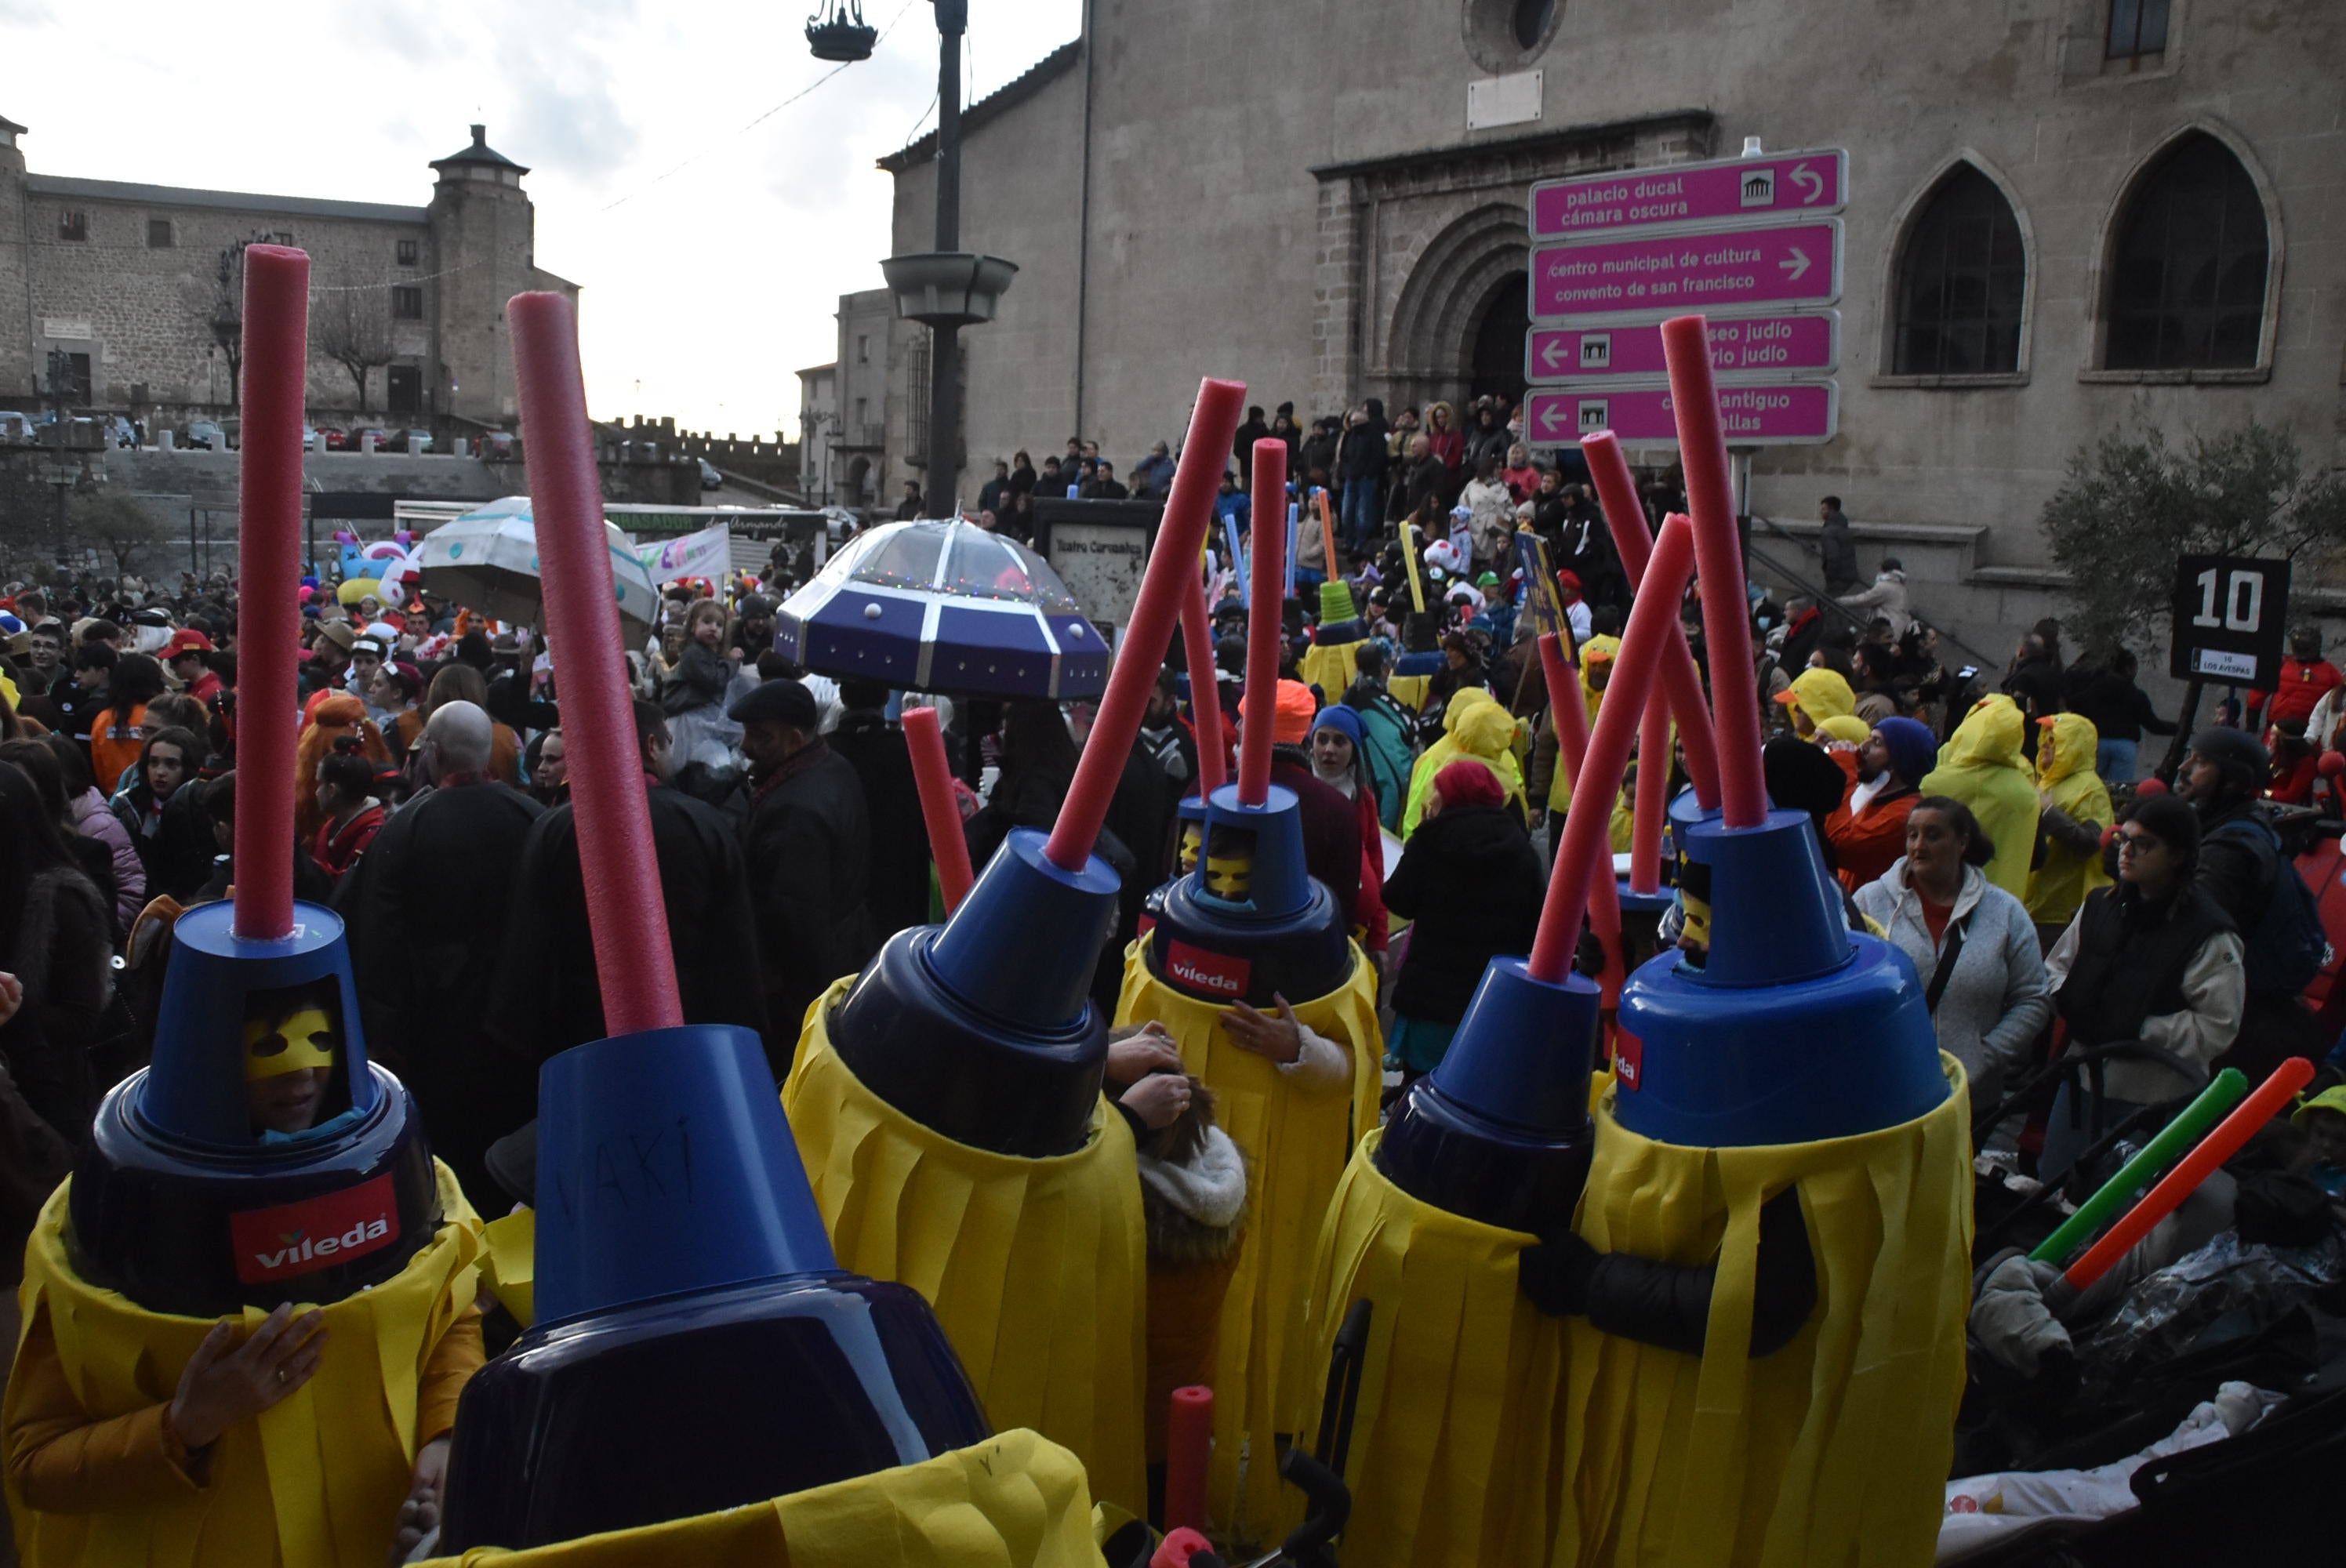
[1178,822,1204,873]
[245,1006,337,1081]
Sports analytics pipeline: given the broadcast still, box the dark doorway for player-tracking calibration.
[1467,271,1529,412]
[387,365,422,416]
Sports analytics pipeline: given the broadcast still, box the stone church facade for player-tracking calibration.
[0,120,575,432]
[872,0,2344,655]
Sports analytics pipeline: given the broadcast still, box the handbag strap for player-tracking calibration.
[1925,916,1969,1014]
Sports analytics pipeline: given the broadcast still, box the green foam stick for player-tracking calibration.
[2029,1067,2250,1266]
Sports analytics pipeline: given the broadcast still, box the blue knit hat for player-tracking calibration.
[1309,703,1364,748]
[1875,716,1937,787]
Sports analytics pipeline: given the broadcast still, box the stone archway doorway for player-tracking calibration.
[1467,270,1529,412]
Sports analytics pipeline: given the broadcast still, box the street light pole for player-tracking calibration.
[924,0,966,521]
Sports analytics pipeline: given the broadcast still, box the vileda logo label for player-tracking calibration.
[230,1173,399,1283]
[1165,938,1249,999]
[1614,1031,1643,1091]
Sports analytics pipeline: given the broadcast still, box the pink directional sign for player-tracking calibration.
[1527,311,1838,383]
[1524,383,1839,448]
[1531,149,1848,239]
[1532,221,1841,320]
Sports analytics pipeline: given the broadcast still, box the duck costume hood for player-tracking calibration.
[1919,694,2039,900]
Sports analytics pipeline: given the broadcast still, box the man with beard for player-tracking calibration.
[1823,717,1935,891]
[732,594,779,663]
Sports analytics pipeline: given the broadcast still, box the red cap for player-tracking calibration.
[164,628,215,658]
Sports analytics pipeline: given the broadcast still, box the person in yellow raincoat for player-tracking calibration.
[1770,666,1856,741]
[1400,687,1524,836]
[2025,711,2114,933]
[1922,694,2041,901]
[4,979,486,1568]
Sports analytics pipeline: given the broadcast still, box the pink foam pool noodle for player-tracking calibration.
[1538,632,1625,1000]
[232,244,309,942]
[1660,316,1767,829]
[1045,379,1247,870]
[509,292,683,1035]
[1238,438,1289,806]
[1631,691,1669,896]
[1529,517,1697,983]
[1180,572,1227,797]
[1581,429,1721,812]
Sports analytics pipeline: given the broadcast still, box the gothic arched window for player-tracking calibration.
[2104,133,2269,371]
[1891,165,2026,376]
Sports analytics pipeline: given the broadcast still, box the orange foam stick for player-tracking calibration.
[902,704,974,914]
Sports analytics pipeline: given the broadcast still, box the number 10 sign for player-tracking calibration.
[2170,554,2290,687]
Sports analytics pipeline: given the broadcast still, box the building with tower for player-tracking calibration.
[0,120,574,434]
[861,1,2344,658]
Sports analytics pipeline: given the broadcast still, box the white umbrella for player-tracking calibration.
[415,496,659,634]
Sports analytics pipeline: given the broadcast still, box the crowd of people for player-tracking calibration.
[2,450,2344,1554]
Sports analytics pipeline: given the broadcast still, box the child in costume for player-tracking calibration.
[5,985,483,1567]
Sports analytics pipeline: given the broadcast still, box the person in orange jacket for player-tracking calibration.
[1823,716,1937,892]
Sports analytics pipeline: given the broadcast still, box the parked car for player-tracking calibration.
[0,412,31,442]
[321,427,350,451]
[389,427,434,454]
[349,426,392,451]
[104,416,136,448]
[480,431,516,460]
[180,420,224,450]
[303,425,319,452]
[699,458,722,491]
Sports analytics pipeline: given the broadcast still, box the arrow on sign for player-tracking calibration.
[1779,247,1812,281]
[1540,337,1568,371]
[1537,401,1571,437]
[1792,162,1825,203]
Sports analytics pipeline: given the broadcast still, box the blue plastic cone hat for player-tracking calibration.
[69,899,441,1316]
[1615,802,1949,1147]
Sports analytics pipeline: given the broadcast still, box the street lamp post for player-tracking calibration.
[809,0,1017,521]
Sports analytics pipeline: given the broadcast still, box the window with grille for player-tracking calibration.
[147,218,173,248]
[269,231,294,245]
[906,336,931,465]
[2104,133,2268,371]
[58,210,86,241]
[2107,0,2170,60]
[397,239,419,266]
[1892,165,2026,376]
[393,286,424,321]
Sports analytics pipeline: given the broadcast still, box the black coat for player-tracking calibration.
[489,782,773,1074]
[1381,804,1544,1023]
[827,710,930,942]
[338,781,544,1206]
[114,784,217,904]
[741,740,873,1034]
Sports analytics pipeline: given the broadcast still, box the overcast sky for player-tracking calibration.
[2,0,1081,437]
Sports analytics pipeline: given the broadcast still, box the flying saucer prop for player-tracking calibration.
[434,295,1095,1561]
[775,518,1106,700]
[414,497,661,634]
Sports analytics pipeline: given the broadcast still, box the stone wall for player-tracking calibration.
[606,415,801,489]
[18,188,431,416]
[884,0,2346,651]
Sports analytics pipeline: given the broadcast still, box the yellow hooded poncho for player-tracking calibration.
[1774,667,1855,736]
[1402,688,1525,836]
[1920,695,2040,901]
[2025,712,2113,925]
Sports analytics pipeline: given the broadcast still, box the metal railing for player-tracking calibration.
[1744,510,2002,673]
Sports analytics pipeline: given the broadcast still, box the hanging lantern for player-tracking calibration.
[804,0,877,60]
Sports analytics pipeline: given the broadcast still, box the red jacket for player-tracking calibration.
[2253,656,2344,731]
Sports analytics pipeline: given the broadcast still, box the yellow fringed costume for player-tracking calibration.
[6,1164,484,1568]
[1292,1130,1566,1567]
[784,978,1149,1520]
[416,1425,1102,1567]
[1553,1057,1974,1568]
[1114,942,1381,1544]
[1298,639,1364,699]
